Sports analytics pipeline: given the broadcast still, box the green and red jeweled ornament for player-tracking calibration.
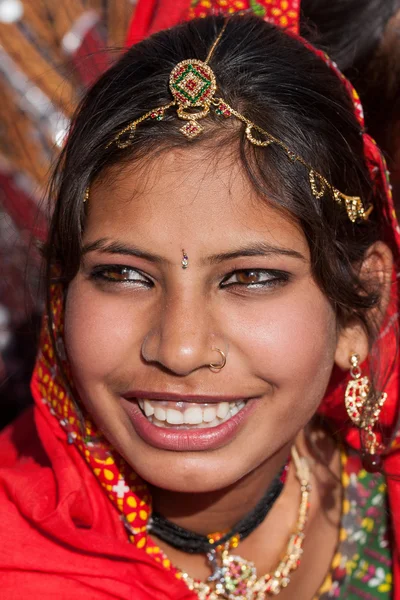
[169,59,217,138]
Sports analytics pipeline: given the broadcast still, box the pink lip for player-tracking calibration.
[122,390,247,404]
[120,398,258,452]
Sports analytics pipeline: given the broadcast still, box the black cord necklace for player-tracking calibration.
[147,458,289,554]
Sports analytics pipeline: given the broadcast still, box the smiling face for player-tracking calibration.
[64,146,339,492]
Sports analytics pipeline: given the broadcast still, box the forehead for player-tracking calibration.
[85,146,307,254]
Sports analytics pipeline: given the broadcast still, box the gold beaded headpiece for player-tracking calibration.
[90,23,373,224]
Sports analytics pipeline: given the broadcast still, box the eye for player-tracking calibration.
[90,265,153,287]
[221,269,290,288]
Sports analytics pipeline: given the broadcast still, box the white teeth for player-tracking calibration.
[166,408,184,425]
[138,398,247,428]
[216,402,229,419]
[231,401,245,416]
[154,406,166,421]
[203,406,217,422]
[184,406,203,425]
[144,400,154,417]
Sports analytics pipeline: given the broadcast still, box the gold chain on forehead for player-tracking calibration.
[84,21,372,224]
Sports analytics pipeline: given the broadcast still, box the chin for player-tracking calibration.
[121,445,254,493]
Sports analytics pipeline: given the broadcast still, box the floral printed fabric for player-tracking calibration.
[188,0,300,33]
[316,451,392,600]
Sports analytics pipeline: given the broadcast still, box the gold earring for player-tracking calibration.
[344,352,387,471]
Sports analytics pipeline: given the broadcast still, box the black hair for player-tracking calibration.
[47,14,390,348]
[300,0,398,71]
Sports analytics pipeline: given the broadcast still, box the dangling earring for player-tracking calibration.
[344,352,387,472]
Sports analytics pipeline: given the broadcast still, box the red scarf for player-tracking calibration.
[1,2,399,598]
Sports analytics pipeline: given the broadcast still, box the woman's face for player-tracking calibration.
[65,147,338,492]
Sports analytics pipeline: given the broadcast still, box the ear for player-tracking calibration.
[334,241,393,370]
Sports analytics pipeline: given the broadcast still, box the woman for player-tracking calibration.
[0,3,399,600]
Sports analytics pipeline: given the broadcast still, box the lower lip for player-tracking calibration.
[120,399,257,452]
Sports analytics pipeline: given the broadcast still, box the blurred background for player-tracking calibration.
[0,0,137,429]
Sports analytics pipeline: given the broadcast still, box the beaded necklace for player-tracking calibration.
[177,447,311,600]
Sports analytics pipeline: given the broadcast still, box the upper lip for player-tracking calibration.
[121,391,252,403]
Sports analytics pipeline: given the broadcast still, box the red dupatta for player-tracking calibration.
[3,1,399,598]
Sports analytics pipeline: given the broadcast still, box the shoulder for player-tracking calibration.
[0,410,195,600]
[0,409,127,598]
[0,407,54,541]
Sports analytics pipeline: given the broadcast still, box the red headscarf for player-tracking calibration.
[1,2,399,599]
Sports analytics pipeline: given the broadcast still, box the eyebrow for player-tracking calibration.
[82,239,306,264]
[82,239,166,264]
[204,243,307,264]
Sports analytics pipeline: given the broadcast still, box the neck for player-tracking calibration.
[149,440,292,536]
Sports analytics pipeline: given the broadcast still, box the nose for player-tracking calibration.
[141,291,224,376]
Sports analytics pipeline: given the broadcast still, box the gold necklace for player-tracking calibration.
[178,447,311,600]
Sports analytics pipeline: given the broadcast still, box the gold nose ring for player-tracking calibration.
[209,347,226,371]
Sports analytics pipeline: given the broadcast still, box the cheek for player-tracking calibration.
[64,277,145,383]
[228,279,337,399]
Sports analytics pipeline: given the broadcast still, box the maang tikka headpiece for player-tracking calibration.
[92,21,373,224]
